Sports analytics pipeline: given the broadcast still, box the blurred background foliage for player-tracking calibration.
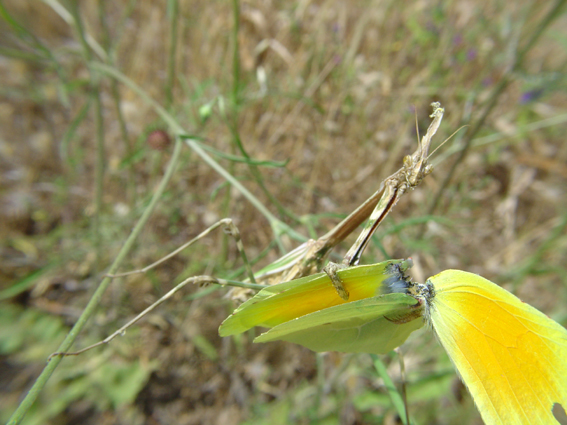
[1,0,567,424]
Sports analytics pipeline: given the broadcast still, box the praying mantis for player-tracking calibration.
[48,101,445,359]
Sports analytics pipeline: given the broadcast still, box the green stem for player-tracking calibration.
[231,0,240,107]
[93,88,105,270]
[7,138,183,425]
[98,0,133,198]
[221,0,240,264]
[227,0,300,224]
[69,1,105,270]
[372,355,411,425]
[165,0,179,110]
[221,279,265,290]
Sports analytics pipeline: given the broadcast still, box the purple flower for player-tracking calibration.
[519,89,544,104]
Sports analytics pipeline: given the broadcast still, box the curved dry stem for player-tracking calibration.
[48,275,265,360]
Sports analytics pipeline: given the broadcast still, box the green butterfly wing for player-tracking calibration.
[220,259,412,337]
[254,293,424,354]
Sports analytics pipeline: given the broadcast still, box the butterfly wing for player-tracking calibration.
[219,259,412,336]
[427,270,567,425]
[255,293,424,354]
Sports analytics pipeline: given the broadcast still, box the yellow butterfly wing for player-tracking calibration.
[427,270,567,425]
[219,259,412,336]
[254,293,424,354]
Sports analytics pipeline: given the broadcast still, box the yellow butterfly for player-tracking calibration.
[219,259,417,340]
[220,262,567,425]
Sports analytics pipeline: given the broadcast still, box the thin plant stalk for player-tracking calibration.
[372,355,411,425]
[396,348,411,425]
[69,1,105,270]
[93,86,105,270]
[220,0,241,264]
[231,0,240,107]
[165,0,179,110]
[44,0,107,60]
[315,353,325,418]
[109,218,257,284]
[226,0,301,224]
[98,0,134,194]
[6,138,184,425]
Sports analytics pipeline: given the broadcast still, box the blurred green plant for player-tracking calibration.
[0,305,156,425]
